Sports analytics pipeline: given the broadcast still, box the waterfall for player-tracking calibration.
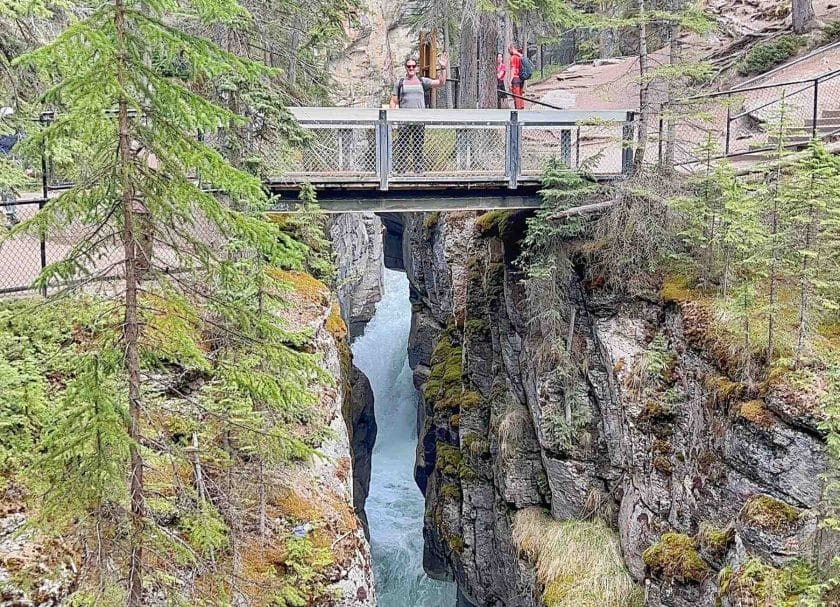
[352,268,454,607]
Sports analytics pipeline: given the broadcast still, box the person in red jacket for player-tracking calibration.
[496,52,507,108]
[508,43,525,110]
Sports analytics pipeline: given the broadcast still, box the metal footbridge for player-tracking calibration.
[270,107,635,211]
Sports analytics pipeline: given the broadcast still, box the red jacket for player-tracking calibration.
[510,52,522,81]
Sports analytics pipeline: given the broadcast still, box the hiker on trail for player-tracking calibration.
[0,107,23,228]
[389,53,448,172]
[496,53,507,109]
[508,44,524,110]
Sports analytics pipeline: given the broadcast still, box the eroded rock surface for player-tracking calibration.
[402,210,832,607]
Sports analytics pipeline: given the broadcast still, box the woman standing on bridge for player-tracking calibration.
[389,54,448,173]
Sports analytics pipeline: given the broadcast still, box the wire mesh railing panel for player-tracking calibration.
[520,123,625,175]
[665,70,840,167]
[389,124,507,177]
[283,126,377,179]
[0,201,45,295]
[0,197,233,298]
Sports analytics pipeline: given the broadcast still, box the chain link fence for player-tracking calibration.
[520,121,628,175]
[0,196,228,297]
[284,107,634,185]
[389,123,507,176]
[659,68,840,168]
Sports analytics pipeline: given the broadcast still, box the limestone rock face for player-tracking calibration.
[329,213,384,339]
[401,210,831,607]
[349,364,377,535]
[327,0,416,108]
[329,212,381,538]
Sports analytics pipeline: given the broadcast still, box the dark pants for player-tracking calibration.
[395,124,425,173]
[497,81,506,108]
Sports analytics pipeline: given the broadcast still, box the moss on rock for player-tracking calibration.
[695,523,732,558]
[642,532,709,583]
[738,400,776,429]
[724,559,817,606]
[740,494,800,532]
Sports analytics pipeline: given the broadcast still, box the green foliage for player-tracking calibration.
[543,401,591,451]
[665,130,840,376]
[822,21,840,44]
[0,0,344,600]
[821,356,840,537]
[723,559,821,606]
[737,35,806,76]
[272,535,336,607]
[523,158,600,270]
[179,500,230,557]
[285,184,336,283]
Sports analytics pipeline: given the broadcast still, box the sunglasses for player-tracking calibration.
[405,64,417,68]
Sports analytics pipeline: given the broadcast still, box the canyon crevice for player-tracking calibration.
[401,210,836,607]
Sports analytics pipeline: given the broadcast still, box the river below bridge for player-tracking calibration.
[351,268,454,607]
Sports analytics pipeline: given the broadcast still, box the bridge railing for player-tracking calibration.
[276,108,636,190]
[659,68,840,166]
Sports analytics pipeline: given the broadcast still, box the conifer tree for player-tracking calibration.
[779,140,840,365]
[8,0,324,602]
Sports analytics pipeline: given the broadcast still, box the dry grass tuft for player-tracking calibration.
[497,405,532,461]
[513,507,643,607]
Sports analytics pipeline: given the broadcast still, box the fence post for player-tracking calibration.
[812,79,819,140]
[507,110,520,189]
[725,104,731,156]
[621,112,635,175]
[39,142,48,297]
[658,114,664,164]
[377,109,389,191]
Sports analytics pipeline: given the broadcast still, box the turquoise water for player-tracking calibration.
[351,268,454,607]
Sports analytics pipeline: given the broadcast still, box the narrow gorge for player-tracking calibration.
[332,207,838,607]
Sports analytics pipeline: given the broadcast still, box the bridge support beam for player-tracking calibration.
[507,110,520,189]
[377,109,390,191]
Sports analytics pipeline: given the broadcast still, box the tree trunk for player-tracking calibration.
[792,0,816,33]
[458,0,478,109]
[796,200,818,366]
[476,11,498,109]
[443,23,454,108]
[633,0,649,172]
[115,1,145,604]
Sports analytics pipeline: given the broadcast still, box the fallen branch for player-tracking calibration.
[547,200,618,219]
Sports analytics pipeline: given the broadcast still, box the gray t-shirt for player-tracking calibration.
[394,77,432,109]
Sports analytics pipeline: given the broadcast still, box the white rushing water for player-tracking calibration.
[352,268,454,607]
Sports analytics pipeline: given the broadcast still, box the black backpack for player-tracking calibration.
[520,56,534,80]
[0,134,17,156]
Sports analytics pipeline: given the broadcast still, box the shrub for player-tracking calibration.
[822,21,840,44]
[737,36,806,76]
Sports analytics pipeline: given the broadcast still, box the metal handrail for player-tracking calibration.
[679,68,840,102]
[663,67,840,161]
[498,89,564,111]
